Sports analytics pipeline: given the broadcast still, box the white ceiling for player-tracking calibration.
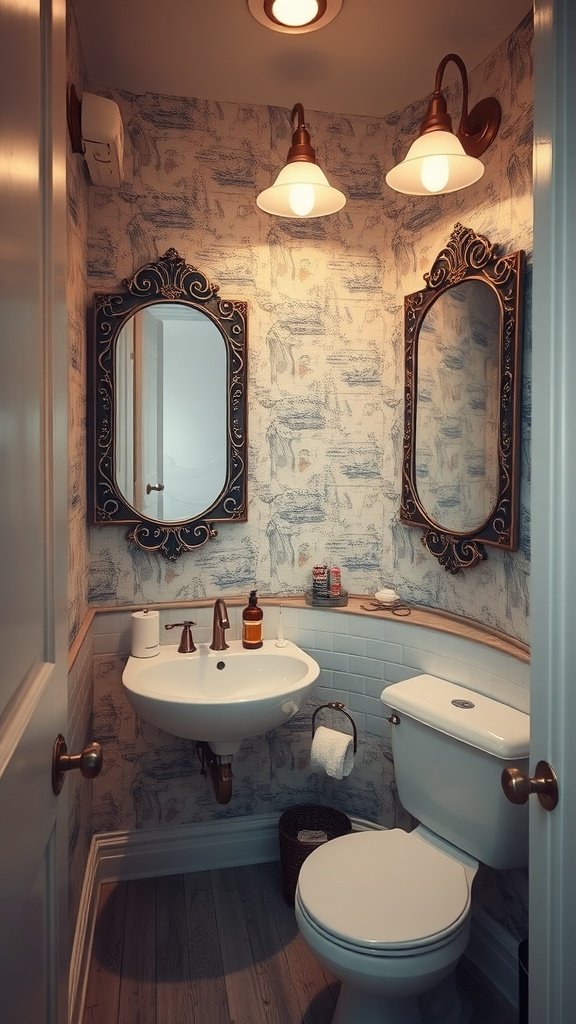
[74,0,531,118]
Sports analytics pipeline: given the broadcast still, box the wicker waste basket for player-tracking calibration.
[278,804,351,906]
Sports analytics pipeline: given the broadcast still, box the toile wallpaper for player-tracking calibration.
[82,14,533,644]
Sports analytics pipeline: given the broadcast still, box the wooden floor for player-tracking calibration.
[83,863,515,1024]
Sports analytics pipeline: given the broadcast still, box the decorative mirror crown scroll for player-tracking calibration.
[90,249,247,560]
[400,223,524,572]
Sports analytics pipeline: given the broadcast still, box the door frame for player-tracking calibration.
[530,0,576,1019]
[0,0,68,1018]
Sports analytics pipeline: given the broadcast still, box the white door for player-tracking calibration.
[0,0,69,1020]
[530,0,576,1019]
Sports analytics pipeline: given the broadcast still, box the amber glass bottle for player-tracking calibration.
[242,590,263,649]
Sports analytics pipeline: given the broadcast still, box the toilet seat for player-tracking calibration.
[296,828,472,953]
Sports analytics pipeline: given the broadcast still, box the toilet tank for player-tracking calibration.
[381,675,530,869]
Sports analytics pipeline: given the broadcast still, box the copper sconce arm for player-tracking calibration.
[419,52,501,159]
[285,103,317,164]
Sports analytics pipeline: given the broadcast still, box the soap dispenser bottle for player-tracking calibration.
[242,590,263,649]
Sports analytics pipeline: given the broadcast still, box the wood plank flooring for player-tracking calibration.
[83,863,515,1024]
[83,863,338,1024]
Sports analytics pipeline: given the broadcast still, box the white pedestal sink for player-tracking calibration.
[122,639,320,756]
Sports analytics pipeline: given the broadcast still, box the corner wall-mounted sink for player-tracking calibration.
[122,639,320,755]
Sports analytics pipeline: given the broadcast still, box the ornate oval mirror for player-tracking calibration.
[90,249,247,560]
[400,224,525,572]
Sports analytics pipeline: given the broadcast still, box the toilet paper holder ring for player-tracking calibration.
[312,702,357,753]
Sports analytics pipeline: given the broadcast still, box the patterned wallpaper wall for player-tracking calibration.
[86,16,533,643]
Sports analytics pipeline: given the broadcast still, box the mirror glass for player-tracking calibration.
[91,249,247,560]
[414,281,500,533]
[114,304,227,522]
[400,223,524,572]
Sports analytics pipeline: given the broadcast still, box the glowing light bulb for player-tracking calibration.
[420,154,450,193]
[272,0,319,27]
[288,182,316,216]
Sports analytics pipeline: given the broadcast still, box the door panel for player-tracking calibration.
[0,0,68,1020]
[1,0,44,718]
[531,0,576,1020]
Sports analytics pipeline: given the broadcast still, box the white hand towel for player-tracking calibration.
[310,725,355,780]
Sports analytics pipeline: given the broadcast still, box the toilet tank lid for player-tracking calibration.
[381,675,529,759]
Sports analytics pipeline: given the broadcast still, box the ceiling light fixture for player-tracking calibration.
[256,102,346,218]
[270,0,323,26]
[385,53,501,196]
[247,0,342,34]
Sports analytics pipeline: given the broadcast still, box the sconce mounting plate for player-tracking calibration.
[460,97,501,158]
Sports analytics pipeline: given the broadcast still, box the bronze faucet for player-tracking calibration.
[165,621,196,653]
[210,599,230,651]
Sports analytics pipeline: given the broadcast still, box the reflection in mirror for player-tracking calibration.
[91,249,247,560]
[415,281,500,534]
[114,304,227,522]
[401,224,525,572]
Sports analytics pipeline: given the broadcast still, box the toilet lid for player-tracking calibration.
[297,829,471,950]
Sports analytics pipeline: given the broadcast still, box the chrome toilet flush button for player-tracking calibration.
[451,699,475,709]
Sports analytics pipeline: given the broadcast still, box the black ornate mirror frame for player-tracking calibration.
[400,223,525,573]
[90,249,247,560]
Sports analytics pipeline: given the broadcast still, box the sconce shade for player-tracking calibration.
[257,160,346,217]
[385,131,484,196]
[257,103,346,218]
[385,53,500,197]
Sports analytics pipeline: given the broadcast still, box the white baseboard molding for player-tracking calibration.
[465,905,520,1011]
[68,839,101,1024]
[91,813,379,887]
[69,813,519,1021]
[94,811,282,883]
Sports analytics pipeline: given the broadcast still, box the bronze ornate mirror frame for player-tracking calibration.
[400,223,525,572]
[90,249,247,560]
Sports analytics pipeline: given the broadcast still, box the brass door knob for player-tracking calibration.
[501,759,559,811]
[52,734,103,795]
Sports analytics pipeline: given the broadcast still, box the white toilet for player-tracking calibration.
[295,674,530,1024]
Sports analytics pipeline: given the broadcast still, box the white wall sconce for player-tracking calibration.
[247,0,343,33]
[256,102,346,218]
[385,52,501,196]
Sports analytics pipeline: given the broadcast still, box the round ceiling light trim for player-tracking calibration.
[248,0,342,34]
